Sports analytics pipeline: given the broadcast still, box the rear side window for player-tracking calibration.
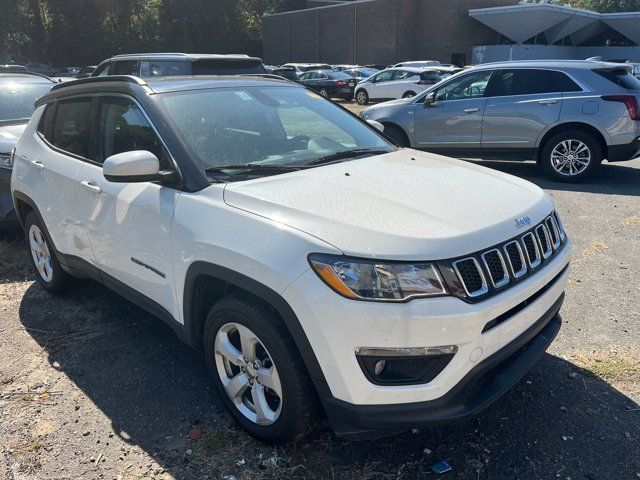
[140,61,187,77]
[191,59,267,75]
[110,61,140,76]
[549,71,583,92]
[95,97,168,168]
[52,99,93,157]
[393,70,415,80]
[594,68,640,90]
[37,104,54,137]
[486,69,558,97]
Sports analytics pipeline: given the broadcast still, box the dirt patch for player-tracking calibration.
[573,346,640,396]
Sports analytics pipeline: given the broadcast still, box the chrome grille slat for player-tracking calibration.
[481,249,509,288]
[521,232,542,268]
[503,240,527,278]
[452,258,488,297]
[451,212,566,299]
[545,216,561,250]
[535,224,553,259]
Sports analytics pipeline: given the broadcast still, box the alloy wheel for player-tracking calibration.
[550,139,591,176]
[29,224,53,283]
[214,323,283,426]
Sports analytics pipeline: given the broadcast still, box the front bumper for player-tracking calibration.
[0,167,17,224]
[324,294,562,435]
[282,240,571,434]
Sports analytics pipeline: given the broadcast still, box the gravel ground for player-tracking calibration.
[0,115,639,479]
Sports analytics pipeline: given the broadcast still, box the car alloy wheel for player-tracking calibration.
[550,139,591,176]
[356,90,368,105]
[214,322,283,426]
[29,224,53,282]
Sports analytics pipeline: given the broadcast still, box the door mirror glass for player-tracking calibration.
[423,92,436,107]
[103,150,161,183]
[366,119,385,133]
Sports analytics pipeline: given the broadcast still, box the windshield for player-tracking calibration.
[0,82,52,123]
[155,85,392,178]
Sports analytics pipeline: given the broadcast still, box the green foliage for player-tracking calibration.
[0,0,307,65]
[520,0,640,12]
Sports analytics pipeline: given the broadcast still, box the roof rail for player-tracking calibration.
[112,52,190,58]
[50,75,148,91]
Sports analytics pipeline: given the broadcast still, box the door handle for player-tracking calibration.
[80,180,102,194]
[464,108,480,113]
[538,99,558,105]
[30,160,44,171]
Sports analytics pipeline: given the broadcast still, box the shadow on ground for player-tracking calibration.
[466,159,640,197]
[17,279,640,479]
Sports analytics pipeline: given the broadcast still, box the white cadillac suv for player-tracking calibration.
[11,75,571,443]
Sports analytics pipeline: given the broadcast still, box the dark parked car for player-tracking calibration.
[264,65,299,82]
[0,65,28,73]
[281,63,333,75]
[0,73,57,225]
[92,53,267,78]
[25,63,58,77]
[298,70,356,100]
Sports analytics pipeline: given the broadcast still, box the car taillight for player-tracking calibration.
[602,95,640,120]
[335,80,347,86]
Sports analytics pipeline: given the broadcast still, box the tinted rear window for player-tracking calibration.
[191,59,267,75]
[486,69,558,96]
[140,60,187,77]
[549,71,582,92]
[52,99,93,157]
[594,68,640,90]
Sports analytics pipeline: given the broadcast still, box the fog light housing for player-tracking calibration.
[355,346,457,386]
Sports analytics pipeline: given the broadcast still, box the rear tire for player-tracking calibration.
[203,294,317,443]
[319,88,329,97]
[356,89,369,105]
[23,211,73,293]
[383,124,409,147]
[402,91,417,99]
[541,130,602,183]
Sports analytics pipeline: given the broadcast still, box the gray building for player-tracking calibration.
[262,1,640,66]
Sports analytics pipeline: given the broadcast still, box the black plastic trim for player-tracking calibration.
[323,293,564,436]
[607,137,640,162]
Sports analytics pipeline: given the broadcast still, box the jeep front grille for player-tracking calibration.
[442,213,567,302]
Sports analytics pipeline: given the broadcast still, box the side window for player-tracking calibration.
[435,71,492,101]
[374,71,393,83]
[392,70,414,81]
[51,99,93,157]
[37,104,54,138]
[110,61,140,76]
[549,71,583,92]
[95,97,169,168]
[93,63,110,77]
[485,69,558,97]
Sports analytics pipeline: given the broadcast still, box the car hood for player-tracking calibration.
[223,150,553,260]
[0,123,27,154]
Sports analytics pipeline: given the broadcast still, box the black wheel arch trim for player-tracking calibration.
[183,261,334,404]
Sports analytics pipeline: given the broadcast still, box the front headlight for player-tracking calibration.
[0,152,12,170]
[308,254,448,302]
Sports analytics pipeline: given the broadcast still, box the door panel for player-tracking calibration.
[481,69,562,149]
[368,71,394,99]
[83,96,180,318]
[32,100,96,259]
[413,70,492,147]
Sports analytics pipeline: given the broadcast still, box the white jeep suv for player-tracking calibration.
[11,75,571,443]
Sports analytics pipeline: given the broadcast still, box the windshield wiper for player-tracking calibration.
[305,148,389,166]
[205,164,307,175]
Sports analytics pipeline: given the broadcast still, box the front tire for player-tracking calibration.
[203,294,317,443]
[402,91,416,99]
[24,211,73,293]
[383,124,409,147]
[541,130,602,182]
[355,89,369,105]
